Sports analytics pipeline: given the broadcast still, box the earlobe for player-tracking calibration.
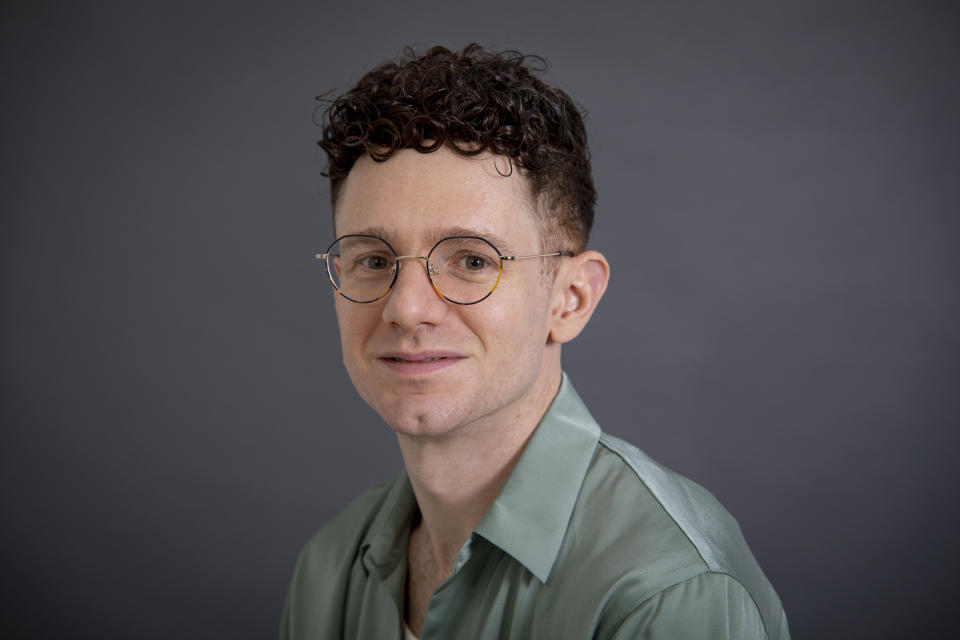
[549,251,610,344]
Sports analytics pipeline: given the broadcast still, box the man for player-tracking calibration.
[282,44,789,639]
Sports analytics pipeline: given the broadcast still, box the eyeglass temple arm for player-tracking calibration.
[501,251,574,261]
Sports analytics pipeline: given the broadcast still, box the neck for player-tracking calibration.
[397,364,562,574]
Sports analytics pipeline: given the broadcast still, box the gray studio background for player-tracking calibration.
[2,1,957,638]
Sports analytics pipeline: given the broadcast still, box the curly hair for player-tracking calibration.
[316,43,596,252]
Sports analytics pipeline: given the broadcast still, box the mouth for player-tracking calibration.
[378,351,465,375]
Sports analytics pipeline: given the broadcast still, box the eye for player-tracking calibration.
[357,254,392,270]
[458,254,490,271]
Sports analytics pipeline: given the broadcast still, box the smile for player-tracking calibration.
[378,352,465,376]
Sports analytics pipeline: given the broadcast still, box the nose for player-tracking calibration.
[380,256,448,329]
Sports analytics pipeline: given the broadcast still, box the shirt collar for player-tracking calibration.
[360,472,417,579]
[360,373,601,584]
[474,372,601,583]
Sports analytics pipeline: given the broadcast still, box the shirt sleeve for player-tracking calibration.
[608,572,770,640]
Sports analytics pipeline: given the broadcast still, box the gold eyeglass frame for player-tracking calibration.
[315,234,573,305]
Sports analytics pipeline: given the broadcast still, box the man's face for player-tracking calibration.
[332,146,561,439]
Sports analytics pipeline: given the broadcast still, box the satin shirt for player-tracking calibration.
[281,374,790,639]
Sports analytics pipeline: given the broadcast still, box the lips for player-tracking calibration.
[379,350,464,361]
[377,351,466,375]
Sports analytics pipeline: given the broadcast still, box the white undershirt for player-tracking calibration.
[404,623,419,640]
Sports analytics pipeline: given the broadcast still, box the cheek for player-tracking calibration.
[334,301,374,366]
[475,285,551,359]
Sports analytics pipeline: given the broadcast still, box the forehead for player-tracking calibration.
[334,147,540,250]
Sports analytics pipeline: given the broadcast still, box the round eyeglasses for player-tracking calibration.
[316,234,573,305]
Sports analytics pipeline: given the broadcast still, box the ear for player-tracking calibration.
[548,250,610,344]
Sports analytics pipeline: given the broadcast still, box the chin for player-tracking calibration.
[372,394,467,438]
[345,363,465,436]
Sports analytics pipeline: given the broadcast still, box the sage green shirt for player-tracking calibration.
[281,374,790,639]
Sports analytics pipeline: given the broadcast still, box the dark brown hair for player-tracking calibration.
[316,44,596,252]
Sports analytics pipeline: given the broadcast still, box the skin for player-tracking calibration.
[332,146,610,635]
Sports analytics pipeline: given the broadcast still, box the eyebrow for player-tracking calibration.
[433,226,513,252]
[345,225,392,240]
[343,226,515,253]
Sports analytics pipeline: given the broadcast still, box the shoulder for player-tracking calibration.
[292,477,397,576]
[594,432,755,580]
[281,476,400,639]
[552,433,789,639]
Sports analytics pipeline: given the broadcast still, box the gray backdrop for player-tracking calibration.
[2,1,957,638]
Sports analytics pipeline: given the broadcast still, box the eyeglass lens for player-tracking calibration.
[325,235,502,304]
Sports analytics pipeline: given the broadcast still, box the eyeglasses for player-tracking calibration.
[316,234,573,305]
